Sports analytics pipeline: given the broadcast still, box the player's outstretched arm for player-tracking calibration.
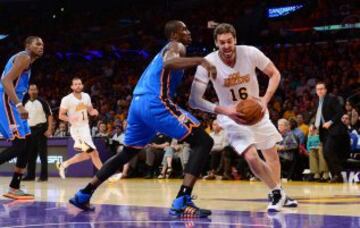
[189,78,216,113]
[163,42,216,78]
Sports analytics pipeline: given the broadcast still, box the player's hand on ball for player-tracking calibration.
[201,59,217,80]
[18,106,29,119]
[217,105,247,124]
[89,109,99,116]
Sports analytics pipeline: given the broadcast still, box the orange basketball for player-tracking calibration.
[236,99,264,125]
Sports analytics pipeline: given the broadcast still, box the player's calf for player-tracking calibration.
[183,127,214,177]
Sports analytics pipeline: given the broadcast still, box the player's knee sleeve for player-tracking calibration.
[14,138,28,169]
[183,127,214,177]
[96,146,140,182]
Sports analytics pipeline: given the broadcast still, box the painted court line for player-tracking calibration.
[4,220,272,228]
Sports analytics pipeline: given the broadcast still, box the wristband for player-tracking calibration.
[16,103,23,108]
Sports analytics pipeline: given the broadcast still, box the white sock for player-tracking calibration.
[271,184,282,192]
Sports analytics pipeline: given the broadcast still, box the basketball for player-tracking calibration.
[235,99,264,125]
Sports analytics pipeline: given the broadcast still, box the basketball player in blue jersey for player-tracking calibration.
[70,20,218,217]
[0,36,44,200]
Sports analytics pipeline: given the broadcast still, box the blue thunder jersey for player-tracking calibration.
[0,51,31,101]
[124,43,200,147]
[0,51,31,139]
[133,44,184,98]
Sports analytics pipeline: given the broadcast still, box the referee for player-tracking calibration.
[23,84,53,181]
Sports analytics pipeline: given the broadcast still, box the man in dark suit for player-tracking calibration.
[315,82,350,183]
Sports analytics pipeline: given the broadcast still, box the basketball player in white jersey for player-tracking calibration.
[56,77,102,179]
[189,23,297,212]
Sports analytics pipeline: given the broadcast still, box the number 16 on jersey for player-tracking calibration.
[230,87,248,101]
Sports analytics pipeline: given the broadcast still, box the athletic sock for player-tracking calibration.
[176,185,193,198]
[81,183,96,195]
[9,172,23,189]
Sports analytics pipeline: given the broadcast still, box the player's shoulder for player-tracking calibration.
[11,51,31,65]
[236,45,259,53]
[82,92,91,99]
[237,45,264,58]
[204,50,218,61]
[61,93,73,101]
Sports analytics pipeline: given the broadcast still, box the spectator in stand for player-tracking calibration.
[342,114,355,133]
[158,140,192,179]
[282,102,296,120]
[144,133,171,179]
[203,120,229,180]
[276,119,299,179]
[345,100,359,129]
[290,119,306,145]
[91,120,103,136]
[111,124,125,153]
[96,123,109,137]
[54,122,69,137]
[307,125,329,182]
[296,114,309,137]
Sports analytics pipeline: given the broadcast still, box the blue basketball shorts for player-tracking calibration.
[124,94,200,148]
[0,92,30,140]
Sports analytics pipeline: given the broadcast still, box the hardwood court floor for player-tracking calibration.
[1,177,360,227]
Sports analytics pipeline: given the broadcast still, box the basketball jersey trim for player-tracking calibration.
[158,68,200,139]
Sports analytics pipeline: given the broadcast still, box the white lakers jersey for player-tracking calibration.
[60,92,92,127]
[194,45,271,106]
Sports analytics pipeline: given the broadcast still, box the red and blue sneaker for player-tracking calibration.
[169,195,211,218]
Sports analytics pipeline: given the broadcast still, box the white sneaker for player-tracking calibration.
[267,189,286,212]
[108,173,122,182]
[56,161,66,179]
[283,196,298,208]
